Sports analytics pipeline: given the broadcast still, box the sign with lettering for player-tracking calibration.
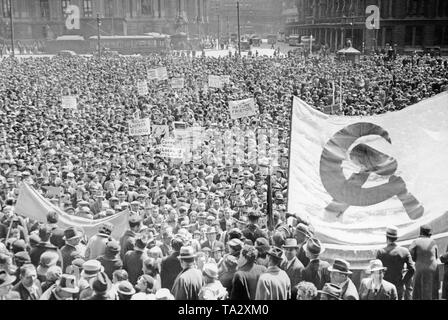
[171,77,185,89]
[152,125,169,139]
[128,118,151,136]
[156,67,168,81]
[208,75,223,88]
[137,80,149,96]
[61,96,77,109]
[229,98,257,119]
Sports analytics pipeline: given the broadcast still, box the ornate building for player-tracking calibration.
[284,0,448,53]
[0,0,210,42]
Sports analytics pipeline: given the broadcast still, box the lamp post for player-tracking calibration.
[237,1,241,56]
[9,0,15,57]
[97,14,101,57]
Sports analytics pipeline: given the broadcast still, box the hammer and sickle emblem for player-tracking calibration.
[319,122,424,220]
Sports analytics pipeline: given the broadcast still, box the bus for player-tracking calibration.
[288,35,300,46]
[88,35,170,55]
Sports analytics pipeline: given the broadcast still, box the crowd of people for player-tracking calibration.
[0,47,447,300]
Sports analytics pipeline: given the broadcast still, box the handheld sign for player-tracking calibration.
[61,96,77,109]
[171,77,185,89]
[137,81,149,96]
[128,118,151,136]
[156,67,168,81]
[148,69,158,81]
[208,75,223,89]
[152,125,169,139]
[229,98,257,119]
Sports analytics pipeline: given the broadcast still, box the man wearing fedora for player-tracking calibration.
[328,258,359,300]
[318,283,343,300]
[255,246,291,300]
[376,225,415,300]
[0,270,20,300]
[160,237,183,291]
[119,214,142,260]
[42,274,80,300]
[242,210,268,244]
[123,235,149,285]
[172,246,203,300]
[199,263,228,300]
[359,259,397,300]
[408,225,440,300]
[282,238,304,300]
[294,223,313,267]
[60,227,84,273]
[302,238,331,292]
[201,226,225,252]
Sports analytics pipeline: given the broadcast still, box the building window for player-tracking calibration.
[2,0,10,18]
[83,0,93,17]
[61,0,70,15]
[405,26,413,45]
[40,0,50,18]
[141,0,153,16]
[105,0,114,17]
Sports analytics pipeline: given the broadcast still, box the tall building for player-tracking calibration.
[283,0,448,53]
[208,0,282,37]
[0,0,210,43]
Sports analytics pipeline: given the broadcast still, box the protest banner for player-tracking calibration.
[156,67,168,80]
[229,98,257,119]
[171,77,185,89]
[128,118,151,136]
[208,75,223,88]
[137,80,149,96]
[152,125,169,139]
[61,96,77,109]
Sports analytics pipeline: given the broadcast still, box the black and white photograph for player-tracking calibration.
[0,0,447,308]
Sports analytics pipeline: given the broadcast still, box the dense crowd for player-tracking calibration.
[0,48,447,300]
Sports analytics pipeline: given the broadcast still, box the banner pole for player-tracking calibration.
[285,97,295,212]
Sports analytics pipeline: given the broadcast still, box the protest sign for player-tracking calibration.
[156,67,168,80]
[229,98,257,119]
[171,77,185,89]
[128,118,151,136]
[137,80,149,96]
[160,146,184,159]
[152,125,169,139]
[208,75,223,88]
[61,96,77,109]
[148,69,158,80]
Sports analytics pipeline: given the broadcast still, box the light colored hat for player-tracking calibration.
[155,288,175,300]
[366,259,387,274]
[203,263,219,279]
[81,260,104,278]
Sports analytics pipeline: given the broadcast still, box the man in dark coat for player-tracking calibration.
[171,246,203,300]
[218,255,238,294]
[282,238,304,300]
[231,245,267,300]
[46,211,65,249]
[123,236,148,285]
[328,258,359,300]
[294,223,313,267]
[119,215,142,260]
[201,226,225,252]
[60,227,83,272]
[301,238,330,292]
[359,259,398,300]
[160,237,183,290]
[408,225,440,300]
[242,211,268,243]
[30,224,63,268]
[376,226,415,300]
[12,264,42,300]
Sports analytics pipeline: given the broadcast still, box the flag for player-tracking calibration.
[287,93,448,267]
[15,183,129,239]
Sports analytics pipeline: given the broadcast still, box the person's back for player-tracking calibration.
[410,237,438,271]
[377,243,415,290]
[123,249,147,285]
[231,263,266,300]
[85,234,109,260]
[302,259,331,291]
[172,266,203,300]
[255,266,290,300]
[160,251,182,290]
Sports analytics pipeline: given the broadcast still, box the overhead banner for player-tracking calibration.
[288,93,448,267]
[137,80,149,96]
[229,98,257,119]
[128,118,151,136]
[15,183,129,239]
[61,96,77,109]
[171,77,185,89]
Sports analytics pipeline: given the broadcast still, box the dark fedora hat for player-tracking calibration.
[318,283,343,300]
[305,237,324,256]
[420,225,432,237]
[385,225,398,239]
[179,246,196,259]
[328,258,353,275]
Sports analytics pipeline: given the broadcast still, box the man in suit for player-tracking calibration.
[301,238,331,292]
[12,264,42,300]
[376,225,415,300]
[0,270,21,300]
[171,246,203,300]
[359,259,398,300]
[231,245,267,300]
[160,237,183,291]
[60,227,84,273]
[119,215,142,260]
[46,211,65,249]
[242,211,268,243]
[255,246,291,300]
[328,258,359,300]
[201,226,225,252]
[30,224,63,268]
[282,238,304,300]
[123,236,148,285]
